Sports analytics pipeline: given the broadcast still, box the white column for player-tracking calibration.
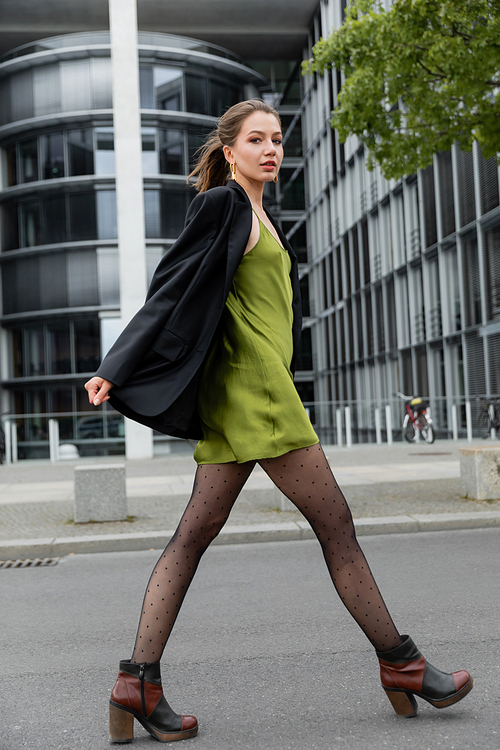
[109,0,153,459]
[49,419,59,463]
[374,407,382,444]
[385,404,393,445]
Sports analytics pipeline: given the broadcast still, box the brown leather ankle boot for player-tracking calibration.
[109,660,198,743]
[376,635,473,717]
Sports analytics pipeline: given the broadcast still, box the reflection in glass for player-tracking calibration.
[154,66,183,110]
[142,127,157,173]
[20,139,38,182]
[11,329,23,378]
[91,57,113,109]
[26,327,45,376]
[159,129,184,174]
[60,59,91,111]
[68,129,94,175]
[69,192,96,241]
[67,250,99,307]
[48,321,71,374]
[43,193,67,244]
[34,64,61,116]
[39,253,68,309]
[74,319,100,372]
[185,74,208,115]
[144,190,161,238]
[21,200,41,246]
[95,127,115,174]
[97,190,117,240]
[5,144,17,186]
[140,65,154,109]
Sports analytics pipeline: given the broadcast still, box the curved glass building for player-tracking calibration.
[0,31,266,458]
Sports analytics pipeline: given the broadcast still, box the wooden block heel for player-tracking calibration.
[384,689,418,717]
[109,702,134,743]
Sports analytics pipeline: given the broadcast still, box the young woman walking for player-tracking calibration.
[85,99,473,744]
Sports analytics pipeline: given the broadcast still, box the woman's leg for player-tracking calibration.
[259,443,402,652]
[130,460,255,664]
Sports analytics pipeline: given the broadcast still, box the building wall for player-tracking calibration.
[299,0,500,442]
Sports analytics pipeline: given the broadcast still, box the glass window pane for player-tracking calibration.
[26,326,46,377]
[95,127,115,174]
[0,78,12,126]
[140,65,154,109]
[144,190,161,238]
[68,129,94,176]
[11,328,24,378]
[91,57,113,109]
[40,253,68,309]
[67,250,99,306]
[142,127,157,173]
[160,190,187,237]
[61,60,91,111]
[21,199,41,247]
[185,74,208,115]
[11,70,34,122]
[97,247,120,306]
[20,139,39,183]
[49,386,74,439]
[74,319,100,372]
[188,130,211,170]
[97,190,117,239]
[1,200,20,251]
[159,129,184,175]
[5,144,18,186]
[43,193,67,244]
[33,64,61,116]
[69,192,96,241]
[48,321,72,374]
[154,67,183,110]
[210,80,229,116]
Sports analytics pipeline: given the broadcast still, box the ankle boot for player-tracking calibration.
[109,660,198,743]
[376,635,473,717]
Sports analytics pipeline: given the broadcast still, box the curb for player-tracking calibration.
[1,511,500,560]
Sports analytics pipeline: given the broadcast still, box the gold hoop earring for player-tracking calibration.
[230,163,237,182]
[273,174,279,183]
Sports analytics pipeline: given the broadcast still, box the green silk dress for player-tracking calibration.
[193,216,319,465]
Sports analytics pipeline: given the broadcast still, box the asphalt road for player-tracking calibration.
[1,529,498,750]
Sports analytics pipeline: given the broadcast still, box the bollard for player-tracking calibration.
[345,406,352,448]
[385,405,393,445]
[375,407,382,444]
[452,404,458,441]
[74,464,127,523]
[465,401,473,441]
[11,422,18,463]
[4,420,12,465]
[336,408,343,447]
[49,419,59,462]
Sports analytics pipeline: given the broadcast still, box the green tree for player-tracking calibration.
[303,0,500,179]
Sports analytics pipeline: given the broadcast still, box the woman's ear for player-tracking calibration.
[223,144,233,164]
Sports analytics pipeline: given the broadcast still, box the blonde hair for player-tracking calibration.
[188,99,281,193]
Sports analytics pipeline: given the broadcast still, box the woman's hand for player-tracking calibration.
[84,377,114,406]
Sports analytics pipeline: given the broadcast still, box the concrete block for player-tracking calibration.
[74,464,127,523]
[459,447,500,500]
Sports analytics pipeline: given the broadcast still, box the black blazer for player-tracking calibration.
[95,180,302,439]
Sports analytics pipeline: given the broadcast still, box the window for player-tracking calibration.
[20,139,38,183]
[40,133,65,179]
[21,200,41,247]
[5,143,17,186]
[185,74,208,115]
[437,151,455,238]
[141,127,157,174]
[159,129,185,175]
[43,193,67,244]
[444,244,461,333]
[68,129,94,176]
[154,67,183,111]
[95,127,115,174]
[68,192,97,241]
[48,320,71,374]
[74,320,101,372]
[97,190,117,240]
[421,165,437,247]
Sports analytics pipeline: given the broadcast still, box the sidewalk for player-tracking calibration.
[1,439,500,559]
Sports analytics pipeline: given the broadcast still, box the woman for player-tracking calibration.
[85,100,473,744]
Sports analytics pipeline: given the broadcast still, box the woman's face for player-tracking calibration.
[224,111,283,185]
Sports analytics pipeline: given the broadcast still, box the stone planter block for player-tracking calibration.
[459,447,500,500]
[74,464,127,523]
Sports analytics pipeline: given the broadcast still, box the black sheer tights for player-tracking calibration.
[131,444,401,664]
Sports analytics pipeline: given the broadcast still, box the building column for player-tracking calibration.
[109,0,153,459]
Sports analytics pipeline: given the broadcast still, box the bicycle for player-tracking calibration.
[394,392,435,444]
[476,396,500,439]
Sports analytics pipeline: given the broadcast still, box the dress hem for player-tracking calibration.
[194,436,320,465]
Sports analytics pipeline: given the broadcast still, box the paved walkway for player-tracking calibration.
[1,439,500,559]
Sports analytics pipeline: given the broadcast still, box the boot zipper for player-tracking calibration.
[139,663,146,716]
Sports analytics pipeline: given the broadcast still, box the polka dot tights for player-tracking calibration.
[130,444,401,664]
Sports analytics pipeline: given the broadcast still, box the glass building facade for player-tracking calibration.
[0,31,266,458]
[299,0,500,442]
